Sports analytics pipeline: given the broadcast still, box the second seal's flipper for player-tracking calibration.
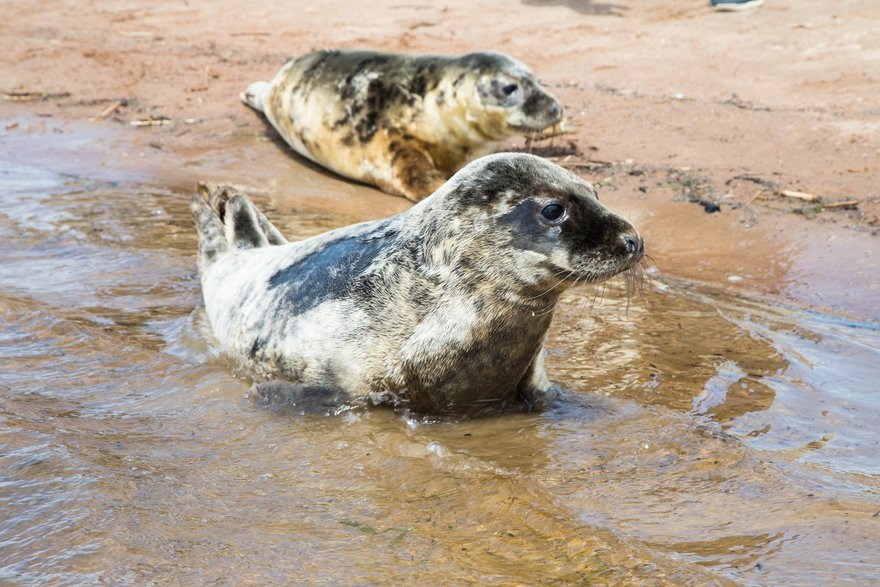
[241,80,270,113]
[386,146,447,202]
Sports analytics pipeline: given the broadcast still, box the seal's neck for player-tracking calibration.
[417,77,510,173]
[407,209,564,318]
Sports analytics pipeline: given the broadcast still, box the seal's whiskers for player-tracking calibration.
[522,268,576,302]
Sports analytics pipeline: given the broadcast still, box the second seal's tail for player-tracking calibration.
[240,81,270,113]
[191,183,287,272]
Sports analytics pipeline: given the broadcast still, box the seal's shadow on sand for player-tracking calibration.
[521,0,627,16]
[248,111,382,193]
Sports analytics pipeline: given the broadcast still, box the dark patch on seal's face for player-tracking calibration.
[479,76,562,131]
[267,227,396,316]
[498,189,642,281]
[519,85,557,118]
[500,190,635,255]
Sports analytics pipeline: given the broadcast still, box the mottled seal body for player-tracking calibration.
[242,50,565,201]
[191,153,643,416]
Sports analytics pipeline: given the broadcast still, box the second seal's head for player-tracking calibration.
[459,52,564,138]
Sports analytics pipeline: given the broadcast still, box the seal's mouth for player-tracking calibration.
[535,250,645,293]
[529,231,645,287]
[573,263,642,285]
[568,237,646,285]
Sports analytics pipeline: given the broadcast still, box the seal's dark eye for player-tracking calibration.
[502,83,518,96]
[540,204,565,221]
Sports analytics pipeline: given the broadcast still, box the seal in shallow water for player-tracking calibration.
[241,49,565,201]
[191,153,643,416]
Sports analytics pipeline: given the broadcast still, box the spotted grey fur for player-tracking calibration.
[241,50,564,201]
[191,153,644,416]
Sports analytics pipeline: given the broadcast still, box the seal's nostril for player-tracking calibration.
[548,103,560,118]
[623,235,638,254]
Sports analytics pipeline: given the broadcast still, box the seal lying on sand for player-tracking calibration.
[191,153,643,416]
[242,50,566,201]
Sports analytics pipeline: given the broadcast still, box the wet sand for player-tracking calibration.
[2,0,880,584]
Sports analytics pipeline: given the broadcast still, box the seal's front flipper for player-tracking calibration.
[249,380,350,416]
[517,345,562,412]
[388,147,447,202]
[520,382,564,412]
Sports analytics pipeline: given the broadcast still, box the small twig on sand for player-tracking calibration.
[746,190,765,206]
[3,90,71,102]
[726,174,777,189]
[98,100,125,119]
[823,200,859,210]
[551,158,612,169]
[130,116,171,127]
[779,189,819,202]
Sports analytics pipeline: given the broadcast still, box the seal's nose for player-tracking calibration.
[623,234,643,255]
[547,102,561,119]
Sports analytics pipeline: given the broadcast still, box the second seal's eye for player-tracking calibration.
[502,83,518,96]
[540,204,565,222]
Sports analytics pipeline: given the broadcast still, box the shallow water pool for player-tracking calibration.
[1,162,878,585]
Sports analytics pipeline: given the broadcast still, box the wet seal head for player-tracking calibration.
[435,152,644,295]
[241,50,566,202]
[191,153,643,417]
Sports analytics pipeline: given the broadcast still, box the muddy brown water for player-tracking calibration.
[1,160,879,586]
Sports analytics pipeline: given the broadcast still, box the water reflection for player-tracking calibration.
[550,284,786,423]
